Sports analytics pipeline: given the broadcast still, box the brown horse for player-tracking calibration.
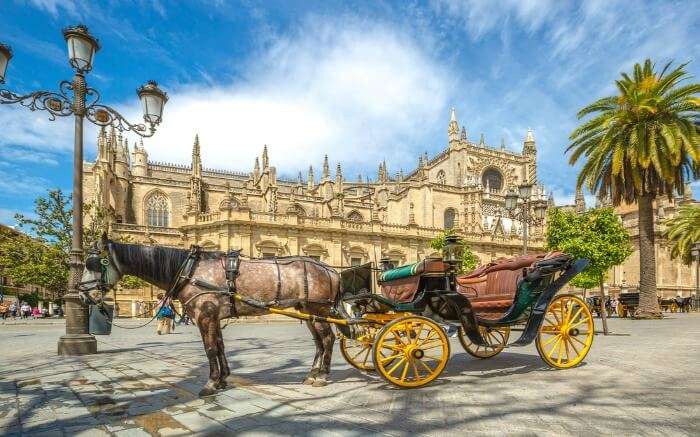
[80,235,340,396]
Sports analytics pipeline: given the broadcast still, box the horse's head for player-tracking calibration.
[79,233,124,305]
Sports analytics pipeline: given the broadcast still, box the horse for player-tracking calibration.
[675,296,692,313]
[79,234,340,397]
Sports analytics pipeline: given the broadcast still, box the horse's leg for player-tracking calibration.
[311,321,335,387]
[215,323,230,389]
[197,316,221,397]
[303,319,324,385]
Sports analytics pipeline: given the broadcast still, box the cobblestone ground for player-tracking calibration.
[0,314,698,436]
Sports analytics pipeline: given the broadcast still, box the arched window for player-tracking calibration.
[436,170,446,185]
[481,167,503,192]
[145,192,169,227]
[444,208,456,229]
[347,210,363,222]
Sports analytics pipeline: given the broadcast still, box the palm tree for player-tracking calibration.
[663,204,700,264]
[567,59,700,318]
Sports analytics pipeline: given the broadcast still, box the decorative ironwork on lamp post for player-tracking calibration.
[691,242,700,312]
[503,183,548,255]
[0,25,167,356]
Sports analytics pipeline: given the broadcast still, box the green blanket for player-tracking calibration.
[378,262,420,282]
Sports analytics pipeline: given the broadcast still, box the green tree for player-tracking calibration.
[662,204,700,265]
[0,189,147,297]
[430,230,480,273]
[546,207,633,332]
[567,59,700,318]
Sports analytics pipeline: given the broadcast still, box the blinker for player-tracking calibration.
[85,254,103,272]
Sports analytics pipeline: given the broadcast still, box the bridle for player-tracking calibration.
[78,242,123,305]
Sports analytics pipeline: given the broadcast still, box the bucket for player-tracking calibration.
[89,304,114,335]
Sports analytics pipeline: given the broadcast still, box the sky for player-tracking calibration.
[1,0,699,225]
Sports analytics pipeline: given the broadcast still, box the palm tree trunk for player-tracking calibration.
[599,281,609,334]
[636,194,662,318]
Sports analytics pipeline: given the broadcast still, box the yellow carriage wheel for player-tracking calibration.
[536,294,594,369]
[458,325,510,358]
[372,316,450,388]
[339,326,377,371]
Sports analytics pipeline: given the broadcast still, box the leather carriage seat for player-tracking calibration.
[456,252,563,320]
[379,258,447,303]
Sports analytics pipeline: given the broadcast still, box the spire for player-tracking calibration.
[308,165,314,190]
[253,157,260,181]
[322,155,330,179]
[500,137,506,150]
[479,133,485,146]
[191,134,202,178]
[575,187,586,214]
[335,163,343,193]
[192,134,200,157]
[460,127,467,140]
[298,171,303,185]
[523,128,536,155]
[357,173,362,183]
[262,145,269,169]
[448,107,459,145]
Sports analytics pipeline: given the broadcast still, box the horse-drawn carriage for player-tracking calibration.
[80,234,594,393]
[334,245,594,387]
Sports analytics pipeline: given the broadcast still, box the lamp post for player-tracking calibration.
[504,183,548,255]
[692,243,700,312]
[0,25,167,355]
[442,234,463,289]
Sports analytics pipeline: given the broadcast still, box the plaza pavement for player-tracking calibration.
[0,314,698,436]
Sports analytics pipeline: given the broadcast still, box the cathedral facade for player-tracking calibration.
[84,110,547,310]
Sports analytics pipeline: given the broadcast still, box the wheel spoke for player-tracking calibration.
[381,352,401,363]
[570,335,587,347]
[400,360,410,382]
[411,359,422,381]
[556,341,564,365]
[564,338,570,363]
[542,334,559,348]
[422,354,443,361]
[361,347,371,366]
[567,337,581,357]
[417,331,439,346]
[569,307,583,324]
[547,336,562,359]
[350,346,369,361]
[420,340,446,350]
[564,301,574,323]
[386,357,406,376]
[417,358,435,374]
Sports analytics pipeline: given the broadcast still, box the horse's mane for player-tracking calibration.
[111,241,190,289]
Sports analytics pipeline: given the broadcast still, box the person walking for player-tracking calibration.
[9,302,17,319]
[20,302,31,319]
[155,293,176,335]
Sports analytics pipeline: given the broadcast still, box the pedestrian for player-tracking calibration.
[32,306,42,318]
[20,302,31,319]
[155,293,176,335]
[9,302,17,319]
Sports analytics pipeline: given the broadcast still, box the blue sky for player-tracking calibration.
[1,0,699,224]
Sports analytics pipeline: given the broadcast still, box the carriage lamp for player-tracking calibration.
[63,24,100,73]
[380,257,392,271]
[505,189,519,211]
[518,182,533,199]
[443,234,463,266]
[138,80,168,125]
[0,43,11,84]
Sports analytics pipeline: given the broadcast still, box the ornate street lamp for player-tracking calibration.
[692,242,700,312]
[504,183,548,255]
[0,25,167,356]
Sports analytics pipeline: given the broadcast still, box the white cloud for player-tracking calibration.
[127,17,450,176]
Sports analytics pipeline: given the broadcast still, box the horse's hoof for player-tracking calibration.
[312,377,328,387]
[302,377,316,385]
[215,381,228,390]
[198,387,217,397]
